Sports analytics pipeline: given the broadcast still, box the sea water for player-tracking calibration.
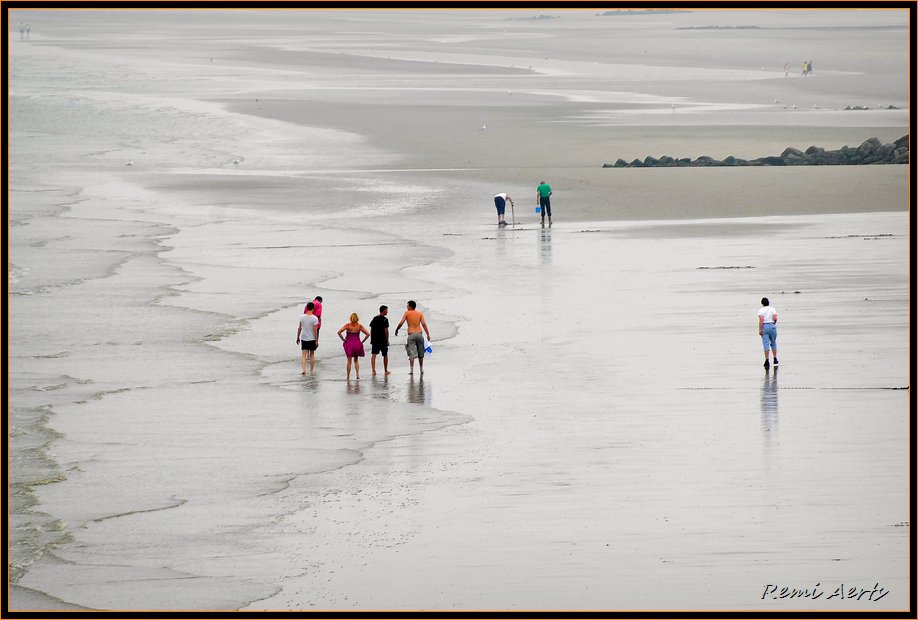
[8,16,468,610]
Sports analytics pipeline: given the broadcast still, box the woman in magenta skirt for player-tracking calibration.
[337,313,370,380]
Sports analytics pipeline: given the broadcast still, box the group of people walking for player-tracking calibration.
[296,252,780,386]
[296,297,431,380]
[493,179,554,228]
[782,61,813,76]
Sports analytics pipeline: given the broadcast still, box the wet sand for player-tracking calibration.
[7,8,911,612]
[244,211,909,611]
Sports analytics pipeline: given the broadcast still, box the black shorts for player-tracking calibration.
[301,340,317,351]
[494,196,506,215]
[371,343,388,356]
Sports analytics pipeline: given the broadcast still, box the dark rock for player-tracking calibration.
[782,150,809,165]
[840,146,860,162]
[875,143,896,160]
[692,156,717,166]
[603,134,907,168]
[858,137,881,155]
[808,152,829,165]
[819,151,845,165]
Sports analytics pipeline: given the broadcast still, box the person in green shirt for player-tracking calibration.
[536,180,552,227]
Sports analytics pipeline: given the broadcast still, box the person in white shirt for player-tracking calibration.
[493,192,514,226]
[757,297,778,370]
[297,302,320,375]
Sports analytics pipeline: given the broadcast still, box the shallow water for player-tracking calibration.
[7,9,910,611]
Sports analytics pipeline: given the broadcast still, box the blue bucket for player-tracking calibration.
[535,206,541,213]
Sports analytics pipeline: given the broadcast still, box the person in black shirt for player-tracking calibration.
[369,305,391,376]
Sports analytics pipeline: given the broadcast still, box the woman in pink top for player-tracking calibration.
[338,313,370,380]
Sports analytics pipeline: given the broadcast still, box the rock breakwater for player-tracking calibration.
[603,135,908,168]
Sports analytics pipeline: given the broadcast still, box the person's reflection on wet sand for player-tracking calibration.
[539,228,552,264]
[407,375,427,405]
[368,373,392,401]
[761,366,778,446]
[347,379,362,395]
[301,373,319,393]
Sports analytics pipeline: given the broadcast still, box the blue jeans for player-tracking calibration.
[761,323,777,351]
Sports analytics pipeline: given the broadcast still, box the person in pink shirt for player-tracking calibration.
[305,296,323,345]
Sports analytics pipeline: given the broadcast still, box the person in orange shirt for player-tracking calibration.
[395,300,431,375]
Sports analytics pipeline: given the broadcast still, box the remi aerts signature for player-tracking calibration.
[762,583,889,602]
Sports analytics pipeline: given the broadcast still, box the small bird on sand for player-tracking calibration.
[479,124,486,130]
[125,160,134,166]
[233,159,240,164]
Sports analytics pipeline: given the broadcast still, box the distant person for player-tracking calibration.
[806,60,813,76]
[338,313,370,380]
[395,300,431,375]
[369,305,391,376]
[25,24,30,39]
[536,180,553,228]
[758,297,779,370]
[802,61,809,76]
[296,302,320,375]
[19,23,25,39]
[493,192,514,226]
[305,296,323,344]
[784,62,789,76]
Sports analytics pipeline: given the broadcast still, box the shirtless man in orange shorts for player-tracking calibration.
[394,300,431,375]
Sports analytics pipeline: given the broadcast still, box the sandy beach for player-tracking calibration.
[7,8,911,613]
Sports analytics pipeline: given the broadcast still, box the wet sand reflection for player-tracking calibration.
[760,367,778,447]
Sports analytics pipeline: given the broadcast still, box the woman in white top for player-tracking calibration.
[758,297,778,370]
